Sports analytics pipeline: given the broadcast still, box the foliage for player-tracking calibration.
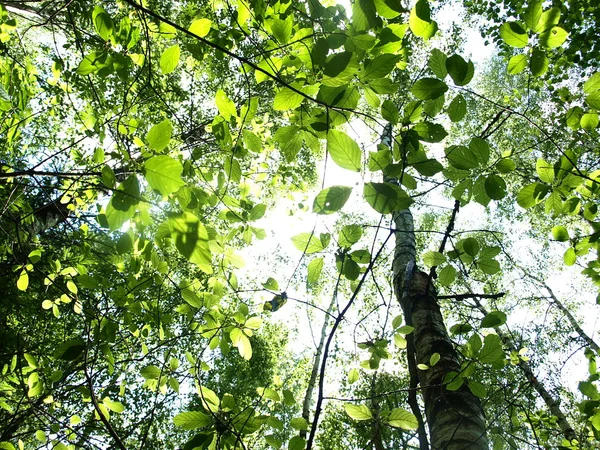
[0,0,599,449]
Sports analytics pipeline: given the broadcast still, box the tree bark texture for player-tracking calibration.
[391,207,488,449]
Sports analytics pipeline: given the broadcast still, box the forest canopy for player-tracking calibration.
[0,0,599,449]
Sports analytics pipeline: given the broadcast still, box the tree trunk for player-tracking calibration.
[300,296,335,439]
[388,125,488,449]
[393,264,488,448]
[472,297,578,443]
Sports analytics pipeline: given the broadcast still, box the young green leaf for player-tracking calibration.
[481,311,507,328]
[307,257,324,285]
[160,45,180,74]
[499,22,528,48]
[327,130,362,172]
[144,156,185,196]
[189,18,211,37]
[344,404,372,421]
[173,411,212,429]
[386,409,418,430]
[363,182,413,214]
[552,226,569,241]
[146,119,173,152]
[313,186,352,215]
[507,54,528,74]
[411,78,448,100]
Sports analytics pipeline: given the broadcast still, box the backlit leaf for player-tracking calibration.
[327,130,362,172]
[313,186,352,215]
[145,156,185,196]
[160,45,180,74]
[344,404,372,420]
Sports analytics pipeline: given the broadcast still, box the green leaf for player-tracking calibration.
[274,87,305,111]
[173,411,212,429]
[499,22,528,48]
[144,156,185,196]
[381,99,399,124]
[103,398,125,413]
[327,130,362,172]
[552,225,569,241]
[307,258,324,285]
[523,0,542,31]
[468,380,487,399]
[104,176,140,230]
[445,54,474,86]
[428,48,447,78]
[215,89,237,120]
[231,328,252,360]
[290,417,308,431]
[517,183,549,208]
[413,122,447,143]
[17,270,28,291]
[363,182,413,214]
[339,225,363,248]
[496,158,516,173]
[323,52,359,87]
[430,353,440,366]
[313,186,352,215]
[484,175,507,200]
[540,26,568,48]
[447,94,467,122]
[581,113,599,130]
[368,148,392,172]
[479,334,504,364]
[93,8,114,41]
[146,119,173,152]
[450,323,472,334]
[54,339,86,361]
[469,138,490,165]
[344,404,372,421]
[411,78,448,100]
[438,265,456,286]
[271,16,293,44]
[262,277,279,290]
[584,72,600,94]
[160,45,180,74]
[409,0,438,39]
[586,92,600,110]
[564,247,576,266]
[536,7,561,33]
[579,381,600,400]
[507,54,528,74]
[481,311,507,328]
[288,437,306,450]
[445,145,478,170]
[168,213,212,273]
[361,54,401,81]
[423,251,445,267]
[291,233,327,254]
[463,238,480,256]
[386,409,418,430]
[530,48,548,77]
[348,368,359,384]
[189,18,211,37]
[249,204,266,221]
[477,258,500,275]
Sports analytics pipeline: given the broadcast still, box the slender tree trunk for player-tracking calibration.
[472,297,578,443]
[300,296,335,439]
[526,272,600,353]
[386,125,488,449]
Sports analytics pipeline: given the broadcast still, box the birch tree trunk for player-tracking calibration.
[385,126,488,449]
[472,297,578,443]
